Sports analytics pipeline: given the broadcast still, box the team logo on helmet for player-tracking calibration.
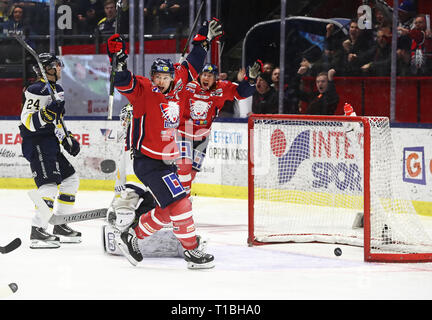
[201,63,219,75]
[151,58,175,76]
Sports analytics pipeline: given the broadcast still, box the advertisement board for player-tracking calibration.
[0,119,431,215]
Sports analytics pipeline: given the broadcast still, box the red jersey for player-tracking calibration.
[178,80,250,140]
[116,64,196,160]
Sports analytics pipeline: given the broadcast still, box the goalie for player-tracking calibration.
[102,104,206,258]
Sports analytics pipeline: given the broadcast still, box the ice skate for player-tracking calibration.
[53,224,82,243]
[184,247,214,270]
[195,235,207,252]
[117,228,143,266]
[30,226,60,249]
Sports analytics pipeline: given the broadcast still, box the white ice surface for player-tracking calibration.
[1,189,432,300]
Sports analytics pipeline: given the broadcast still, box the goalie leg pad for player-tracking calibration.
[111,189,140,232]
[102,224,123,255]
[102,225,184,258]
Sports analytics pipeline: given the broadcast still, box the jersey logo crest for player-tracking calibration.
[162,172,185,197]
[190,99,212,120]
[160,101,180,128]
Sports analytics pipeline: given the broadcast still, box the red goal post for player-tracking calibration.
[248,114,432,262]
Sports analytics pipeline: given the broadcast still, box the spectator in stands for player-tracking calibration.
[268,66,298,114]
[77,4,100,34]
[360,27,392,76]
[0,4,36,63]
[294,67,339,115]
[397,35,415,76]
[398,14,432,75]
[262,61,274,73]
[145,0,187,34]
[1,4,25,35]
[77,0,104,34]
[78,0,104,20]
[398,0,417,31]
[271,67,280,90]
[303,23,346,77]
[0,4,36,40]
[249,72,278,115]
[96,0,128,37]
[372,6,392,40]
[0,0,11,24]
[341,20,374,76]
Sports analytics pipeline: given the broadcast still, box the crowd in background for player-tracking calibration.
[306,0,432,77]
[0,0,190,37]
[233,0,432,116]
[0,0,431,116]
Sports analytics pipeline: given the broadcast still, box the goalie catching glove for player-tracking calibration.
[61,131,80,157]
[107,33,128,71]
[192,18,223,50]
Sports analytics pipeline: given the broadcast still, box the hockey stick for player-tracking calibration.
[28,189,107,225]
[0,283,18,298]
[50,208,107,225]
[0,238,21,254]
[180,0,206,61]
[107,0,123,120]
[14,35,72,146]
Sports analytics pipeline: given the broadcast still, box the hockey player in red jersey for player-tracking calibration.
[176,61,262,196]
[106,18,222,269]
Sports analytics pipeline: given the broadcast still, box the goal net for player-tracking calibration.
[248,114,432,262]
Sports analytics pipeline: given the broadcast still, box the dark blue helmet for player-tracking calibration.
[39,53,63,69]
[201,63,219,76]
[33,53,63,77]
[150,58,175,77]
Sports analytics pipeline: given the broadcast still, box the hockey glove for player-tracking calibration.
[62,132,80,157]
[192,18,223,49]
[207,18,223,42]
[40,100,65,123]
[107,33,128,71]
[245,59,263,82]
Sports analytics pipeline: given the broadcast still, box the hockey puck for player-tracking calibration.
[8,283,18,293]
[334,247,342,256]
[100,159,116,173]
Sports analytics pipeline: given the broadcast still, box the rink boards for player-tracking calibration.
[0,118,431,216]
